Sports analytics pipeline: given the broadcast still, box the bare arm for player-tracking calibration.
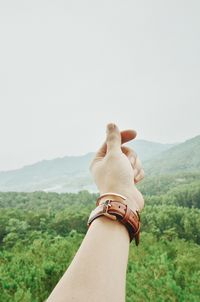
[47,216,130,302]
[47,123,144,302]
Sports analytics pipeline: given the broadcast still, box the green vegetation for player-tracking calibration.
[138,173,200,209]
[144,135,200,175]
[0,181,200,302]
[1,134,200,301]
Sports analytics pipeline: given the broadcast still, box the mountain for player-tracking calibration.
[0,140,174,192]
[128,140,175,162]
[0,153,94,192]
[144,135,200,175]
[0,136,199,192]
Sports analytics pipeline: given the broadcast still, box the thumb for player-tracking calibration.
[106,123,121,153]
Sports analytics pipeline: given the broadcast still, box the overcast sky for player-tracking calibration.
[0,0,199,171]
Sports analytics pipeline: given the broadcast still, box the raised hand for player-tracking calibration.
[90,123,145,212]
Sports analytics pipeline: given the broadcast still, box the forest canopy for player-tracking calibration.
[0,174,200,302]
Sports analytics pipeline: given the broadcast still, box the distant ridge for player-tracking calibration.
[144,135,200,175]
[0,153,94,192]
[129,139,175,162]
[0,136,199,192]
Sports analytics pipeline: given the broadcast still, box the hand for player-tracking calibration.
[90,123,145,212]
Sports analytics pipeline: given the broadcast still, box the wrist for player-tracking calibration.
[98,193,126,205]
[99,187,144,213]
[88,197,141,245]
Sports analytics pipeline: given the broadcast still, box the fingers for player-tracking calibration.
[121,146,144,183]
[121,129,137,144]
[90,124,138,171]
[95,129,137,158]
[134,168,145,183]
[106,123,121,153]
[121,145,137,167]
[95,143,107,158]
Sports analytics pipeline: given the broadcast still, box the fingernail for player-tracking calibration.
[107,123,116,132]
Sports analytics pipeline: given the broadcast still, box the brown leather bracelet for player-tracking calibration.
[87,200,141,245]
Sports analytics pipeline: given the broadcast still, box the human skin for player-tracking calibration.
[47,123,144,302]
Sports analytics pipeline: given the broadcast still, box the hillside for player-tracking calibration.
[0,136,199,192]
[128,139,175,162]
[0,140,175,192]
[0,153,94,192]
[0,191,199,301]
[145,135,200,175]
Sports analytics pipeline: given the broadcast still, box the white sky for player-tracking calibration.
[0,0,200,171]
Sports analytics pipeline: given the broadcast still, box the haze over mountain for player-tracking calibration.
[0,136,199,192]
[127,140,175,162]
[145,135,200,175]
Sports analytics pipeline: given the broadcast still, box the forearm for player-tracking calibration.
[47,216,130,302]
[47,123,144,302]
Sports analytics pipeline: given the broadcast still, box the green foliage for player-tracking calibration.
[0,187,199,301]
[127,233,200,302]
[142,205,200,244]
[138,172,200,196]
[138,173,200,208]
[0,232,83,302]
[144,135,200,175]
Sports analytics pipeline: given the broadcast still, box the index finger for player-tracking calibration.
[121,130,137,144]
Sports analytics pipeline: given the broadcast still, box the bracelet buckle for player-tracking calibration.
[102,200,117,221]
